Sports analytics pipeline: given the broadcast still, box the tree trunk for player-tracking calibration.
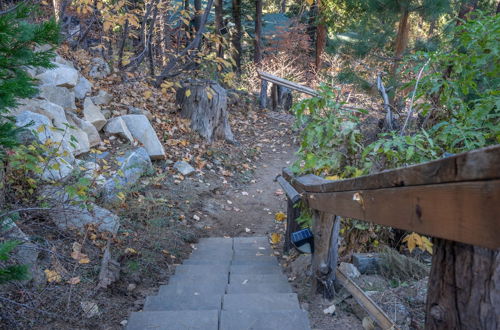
[391,9,410,79]
[194,0,202,32]
[254,0,263,64]
[160,14,171,66]
[259,80,268,110]
[231,0,242,71]
[280,0,286,13]
[425,238,499,329]
[315,0,326,72]
[284,197,301,254]
[52,0,66,23]
[215,0,224,58]
[176,80,235,143]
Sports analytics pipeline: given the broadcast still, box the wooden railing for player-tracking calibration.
[279,145,500,330]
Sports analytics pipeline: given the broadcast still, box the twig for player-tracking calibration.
[0,0,31,16]
[400,58,431,136]
[0,207,51,219]
[377,73,393,130]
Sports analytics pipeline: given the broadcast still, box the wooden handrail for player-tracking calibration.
[257,70,319,96]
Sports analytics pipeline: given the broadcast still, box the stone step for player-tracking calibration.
[230,264,283,275]
[220,310,311,330]
[158,281,227,296]
[233,237,269,245]
[223,293,301,311]
[188,251,234,260]
[174,264,230,275]
[198,237,233,245]
[126,310,218,330]
[227,281,293,293]
[143,293,222,311]
[230,273,288,283]
[183,259,231,265]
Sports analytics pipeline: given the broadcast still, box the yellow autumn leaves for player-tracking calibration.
[403,232,433,254]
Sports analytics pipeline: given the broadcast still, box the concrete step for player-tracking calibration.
[233,237,269,245]
[188,251,234,260]
[220,310,311,330]
[198,237,233,245]
[158,281,227,296]
[168,272,228,286]
[231,256,279,266]
[143,293,222,311]
[227,281,293,293]
[230,273,288,284]
[126,310,218,330]
[230,264,283,275]
[174,264,230,275]
[223,293,301,311]
[183,259,231,265]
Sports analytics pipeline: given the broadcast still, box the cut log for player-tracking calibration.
[425,238,499,329]
[176,80,235,143]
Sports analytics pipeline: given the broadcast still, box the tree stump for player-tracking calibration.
[176,80,235,143]
[425,238,499,329]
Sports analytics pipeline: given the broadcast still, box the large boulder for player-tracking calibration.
[83,97,106,131]
[15,111,75,163]
[51,203,120,234]
[15,99,69,129]
[128,106,153,120]
[41,157,74,181]
[67,113,101,147]
[38,85,76,111]
[104,117,133,143]
[74,75,92,100]
[120,115,165,160]
[89,58,110,79]
[91,90,113,106]
[102,147,152,204]
[36,63,79,88]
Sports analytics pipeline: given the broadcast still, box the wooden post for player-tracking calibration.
[425,239,500,329]
[311,211,336,296]
[271,83,278,111]
[259,80,268,110]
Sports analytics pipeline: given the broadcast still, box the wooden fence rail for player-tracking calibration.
[280,145,500,330]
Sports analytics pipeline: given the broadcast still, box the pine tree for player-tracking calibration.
[0,2,58,157]
[0,2,58,284]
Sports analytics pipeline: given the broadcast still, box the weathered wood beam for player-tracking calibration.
[305,180,500,250]
[277,176,301,204]
[295,145,500,193]
[257,70,319,96]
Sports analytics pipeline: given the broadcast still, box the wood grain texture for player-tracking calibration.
[306,180,500,249]
[290,145,500,193]
[257,71,319,96]
[284,198,301,254]
[311,211,335,295]
[425,239,499,330]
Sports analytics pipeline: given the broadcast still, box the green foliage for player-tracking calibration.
[292,84,366,177]
[0,236,29,284]
[0,3,58,157]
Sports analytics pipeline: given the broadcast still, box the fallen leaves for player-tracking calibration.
[403,232,433,254]
[71,242,91,264]
[67,276,81,285]
[270,233,282,244]
[275,212,286,222]
[44,269,62,283]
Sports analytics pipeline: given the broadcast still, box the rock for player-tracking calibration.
[173,161,195,176]
[83,97,106,131]
[339,262,361,279]
[89,58,110,79]
[1,218,39,277]
[323,304,336,315]
[41,157,74,181]
[102,109,111,119]
[74,75,92,100]
[67,113,101,147]
[352,253,381,274]
[127,283,137,292]
[15,99,68,129]
[54,55,75,68]
[91,90,113,106]
[38,85,76,111]
[80,301,100,318]
[128,106,153,120]
[36,63,79,88]
[291,254,312,278]
[15,111,75,163]
[120,115,165,160]
[104,117,134,143]
[102,147,153,204]
[52,203,120,234]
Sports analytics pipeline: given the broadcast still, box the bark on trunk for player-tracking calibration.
[391,9,410,79]
[425,238,499,329]
[254,0,263,64]
[176,80,235,143]
[215,0,224,58]
[284,198,301,254]
[315,0,326,72]
[194,0,202,32]
[311,211,336,296]
[232,0,242,71]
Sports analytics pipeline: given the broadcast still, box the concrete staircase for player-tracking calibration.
[126,237,311,330]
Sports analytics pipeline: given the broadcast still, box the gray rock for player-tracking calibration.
[128,106,153,120]
[51,203,120,234]
[104,117,134,143]
[36,63,79,88]
[91,90,113,106]
[120,115,165,160]
[41,157,74,181]
[102,147,152,204]
[102,109,111,119]
[15,99,68,129]
[38,85,76,111]
[1,218,39,277]
[15,111,75,163]
[74,75,92,100]
[54,55,75,68]
[89,58,110,79]
[67,113,101,147]
[83,97,106,131]
[339,262,361,279]
[173,161,195,176]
